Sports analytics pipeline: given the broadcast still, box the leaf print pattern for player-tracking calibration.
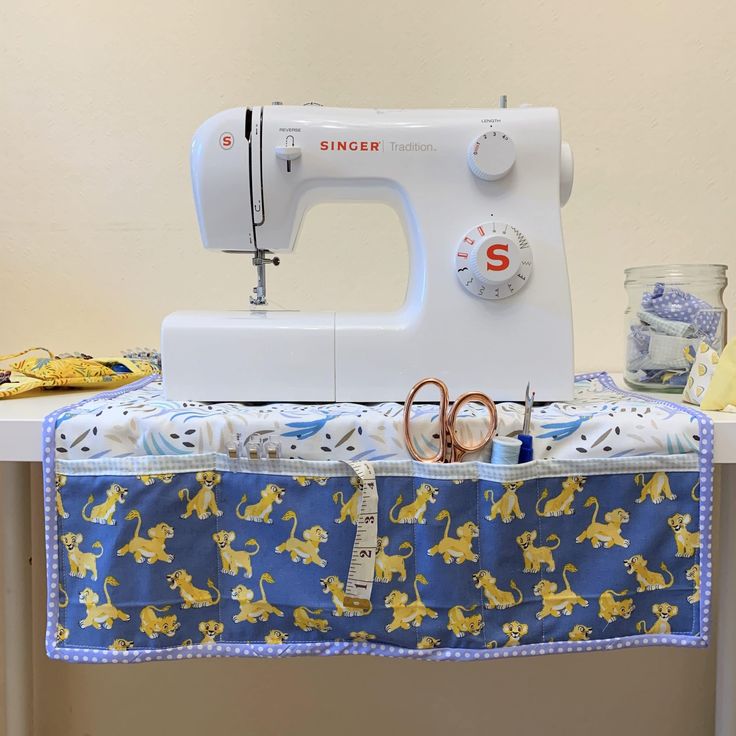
[54,374,703,462]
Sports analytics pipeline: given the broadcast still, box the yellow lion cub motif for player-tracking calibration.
[56,623,70,644]
[503,621,529,647]
[668,513,700,557]
[536,476,586,517]
[332,476,361,524]
[637,603,679,634]
[568,624,593,642]
[473,569,523,610]
[447,605,485,637]
[320,575,372,617]
[137,473,175,486]
[350,631,376,643]
[232,573,284,623]
[139,605,181,638]
[79,576,130,630]
[55,473,69,519]
[534,563,588,620]
[275,510,328,566]
[418,636,441,649]
[109,638,133,651]
[198,620,224,644]
[117,510,174,564]
[60,532,103,580]
[56,584,71,641]
[375,536,413,582]
[294,606,331,633]
[686,563,701,603]
[265,629,289,645]
[81,483,128,525]
[294,476,329,487]
[487,621,529,648]
[598,589,635,624]
[236,483,286,524]
[213,530,259,577]
[179,471,222,520]
[166,569,221,609]
[389,483,439,524]
[624,554,674,592]
[384,575,438,632]
[484,481,525,523]
[428,510,479,565]
[575,496,630,549]
[57,584,70,642]
[516,530,560,573]
[634,472,677,504]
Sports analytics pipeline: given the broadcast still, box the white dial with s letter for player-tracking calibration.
[455,222,533,300]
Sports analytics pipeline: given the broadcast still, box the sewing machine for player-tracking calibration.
[162,101,575,402]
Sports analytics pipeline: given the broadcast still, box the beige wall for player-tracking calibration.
[1,2,730,734]
[2,1,734,368]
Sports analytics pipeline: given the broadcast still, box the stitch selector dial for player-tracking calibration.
[455,222,533,300]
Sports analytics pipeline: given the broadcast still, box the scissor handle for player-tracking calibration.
[404,377,450,463]
[447,391,497,462]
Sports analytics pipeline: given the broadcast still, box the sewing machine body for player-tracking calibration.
[162,104,575,401]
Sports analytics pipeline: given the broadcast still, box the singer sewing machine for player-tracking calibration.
[162,100,575,402]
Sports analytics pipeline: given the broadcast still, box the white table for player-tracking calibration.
[1,378,734,736]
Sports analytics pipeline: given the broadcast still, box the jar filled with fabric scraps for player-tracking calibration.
[624,264,727,392]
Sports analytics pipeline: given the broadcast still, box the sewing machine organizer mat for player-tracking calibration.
[43,374,713,663]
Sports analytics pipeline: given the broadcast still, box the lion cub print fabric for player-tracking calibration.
[46,457,710,663]
[43,374,713,663]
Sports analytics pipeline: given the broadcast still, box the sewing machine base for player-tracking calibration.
[162,309,574,402]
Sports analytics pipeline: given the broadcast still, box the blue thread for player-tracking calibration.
[490,436,521,465]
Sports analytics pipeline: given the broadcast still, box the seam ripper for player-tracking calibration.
[518,382,534,463]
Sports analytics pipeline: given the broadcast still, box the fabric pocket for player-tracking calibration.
[47,455,708,662]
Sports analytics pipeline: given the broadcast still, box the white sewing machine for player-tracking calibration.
[162,101,575,402]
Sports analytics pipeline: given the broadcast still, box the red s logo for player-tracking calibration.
[219,133,234,150]
[486,243,510,271]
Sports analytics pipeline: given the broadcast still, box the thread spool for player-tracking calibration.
[490,435,522,465]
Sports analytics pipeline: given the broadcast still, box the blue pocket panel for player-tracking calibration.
[51,467,705,660]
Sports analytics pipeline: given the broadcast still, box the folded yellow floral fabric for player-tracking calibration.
[0,348,158,399]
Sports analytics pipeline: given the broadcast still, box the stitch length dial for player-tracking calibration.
[455,222,533,300]
[468,130,515,181]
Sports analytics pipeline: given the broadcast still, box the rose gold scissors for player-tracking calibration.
[403,377,497,463]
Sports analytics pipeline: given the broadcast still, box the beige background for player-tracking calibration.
[2,0,734,367]
[1,1,732,734]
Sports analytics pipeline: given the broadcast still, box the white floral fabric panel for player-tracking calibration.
[54,373,702,463]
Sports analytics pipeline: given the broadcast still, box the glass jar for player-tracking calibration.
[624,264,727,392]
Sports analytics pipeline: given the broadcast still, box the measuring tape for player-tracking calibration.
[342,461,378,613]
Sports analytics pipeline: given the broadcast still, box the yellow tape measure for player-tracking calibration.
[343,461,378,613]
